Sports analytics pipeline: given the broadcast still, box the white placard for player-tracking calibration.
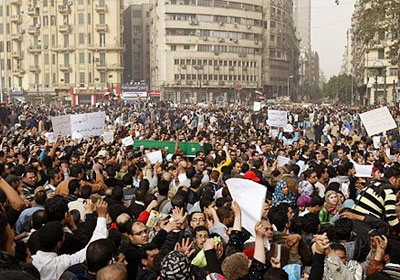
[102,131,114,144]
[51,115,71,136]
[146,150,163,164]
[70,112,105,138]
[178,173,188,183]
[354,163,373,178]
[253,102,261,112]
[360,107,397,136]
[283,124,294,133]
[267,110,288,127]
[277,156,290,167]
[45,132,56,143]
[373,136,381,149]
[226,178,267,237]
[122,136,134,147]
[71,131,83,142]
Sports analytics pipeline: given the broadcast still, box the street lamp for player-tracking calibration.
[287,75,293,98]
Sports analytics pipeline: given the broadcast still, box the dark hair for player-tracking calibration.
[69,165,83,178]
[0,270,38,280]
[191,176,202,190]
[310,195,324,207]
[68,179,80,195]
[0,212,9,253]
[81,186,92,199]
[32,210,47,230]
[171,194,186,209]
[38,221,64,252]
[263,268,288,280]
[268,205,288,232]
[385,166,400,180]
[199,197,214,212]
[241,163,250,174]
[302,213,320,234]
[139,179,150,192]
[158,180,170,196]
[45,197,68,222]
[330,218,353,240]
[106,166,116,178]
[112,187,123,202]
[135,187,146,202]
[217,206,233,222]
[128,165,137,176]
[186,166,196,179]
[330,242,346,253]
[86,239,114,273]
[108,204,127,223]
[122,173,133,186]
[0,252,20,272]
[34,190,47,205]
[194,226,209,237]
[290,164,300,176]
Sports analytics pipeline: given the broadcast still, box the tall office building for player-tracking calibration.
[123,3,151,85]
[149,0,299,103]
[2,0,124,104]
[293,0,311,50]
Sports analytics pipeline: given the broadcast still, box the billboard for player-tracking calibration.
[121,84,148,100]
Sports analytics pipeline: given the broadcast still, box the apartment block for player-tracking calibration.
[149,0,299,103]
[2,0,124,104]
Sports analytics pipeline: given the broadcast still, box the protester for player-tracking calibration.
[0,101,400,280]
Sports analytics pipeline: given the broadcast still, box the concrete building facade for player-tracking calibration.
[2,0,124,104]
[123,4,151,85]
[149,0,299,103]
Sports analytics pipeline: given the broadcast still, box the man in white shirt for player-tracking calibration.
[32,200,109,280]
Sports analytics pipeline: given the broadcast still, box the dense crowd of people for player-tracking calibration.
[0,101,400,280]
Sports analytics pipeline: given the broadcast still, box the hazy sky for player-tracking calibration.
[311,0,356,79]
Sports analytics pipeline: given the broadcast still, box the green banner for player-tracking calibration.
[133,140,212,157]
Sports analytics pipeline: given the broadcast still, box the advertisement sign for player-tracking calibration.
[121,84,148,100]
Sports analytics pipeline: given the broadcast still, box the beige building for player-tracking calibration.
[351,0,399,105]
[149,0,299,103]
[2,0,124,104]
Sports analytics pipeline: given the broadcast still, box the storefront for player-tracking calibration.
[70,87,116,105]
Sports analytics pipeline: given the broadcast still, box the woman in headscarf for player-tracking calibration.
[272,180,297,207]
[319,190,341,228]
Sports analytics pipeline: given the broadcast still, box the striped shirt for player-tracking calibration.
[352,181,399,227]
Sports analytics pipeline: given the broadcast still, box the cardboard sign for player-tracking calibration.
[51,115,71,136]
[354,163,373,178]
[277,156,290,168]
[360,107,397,136]
[146,150,163,164]
[253,102,261,112]
[70,112,105,138]
[122,136,134,147]
[226,178,267,237]
[102,131,114,144]
[267,110,288,127]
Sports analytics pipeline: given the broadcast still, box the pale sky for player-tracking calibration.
[311,0,356,79]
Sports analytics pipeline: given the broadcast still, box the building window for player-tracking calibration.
[79,33,85,44]
[79,13,84,25]
[99,14,105,24]
[100,72,106,83]
[64,73,70,83]
[53,73,56,83]
[183,45,190,50]
[378,49,385,59]
[171,45,176,51]
[100,53,106,66]
[35,74,39,84]
[52,54,56,65]
[174,59,179,65]
[87,13,91,24]
[100,33,105,47]
[44,54,49,65]
[79,72,85,83]
[79,53,85,64]
[45,73,50,84]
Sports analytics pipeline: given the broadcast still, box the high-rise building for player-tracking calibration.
[3,0,124,104]
[149,0,299,103]
[123,4,151,85]
[293,0,311,50]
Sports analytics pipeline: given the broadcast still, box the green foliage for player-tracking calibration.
[298,82,322,102]
[323,74,356,104]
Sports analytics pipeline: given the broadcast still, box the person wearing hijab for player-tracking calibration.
[272,180,297,207]
[319,190,341,228]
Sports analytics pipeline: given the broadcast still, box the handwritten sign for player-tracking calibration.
[226,178,267,237]
[51,115,71,136]
[360,107,397,136]
[146,150,163,164]
[70,112,105,138]
[277,156,290,168]
[44,132,56,143]
[122,136,134,147]
[253,102,261,112]
[102,131,114,145]
[354,163,373,178]
[267,110,288,127]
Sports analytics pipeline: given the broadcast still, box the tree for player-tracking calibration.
[323,74,356,104]
[298,82,322,102]
[353,0,400,64]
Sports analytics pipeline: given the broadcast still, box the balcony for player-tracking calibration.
[11,51,23,58]
[89,44,124,52]
[96,64,123,72]
[59,24,71,33]
[57,45,74,52]
[27,25,40,35]
[11,33,23,41]
[58,5,71,14]
[28,45,42,54]
[59,64,72,72]
[29,66,41,73]
[95,4,107,13]
[10,15,22,23]
[27,7,39,16]
[95,24,108,32]
[10,0,22,5]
